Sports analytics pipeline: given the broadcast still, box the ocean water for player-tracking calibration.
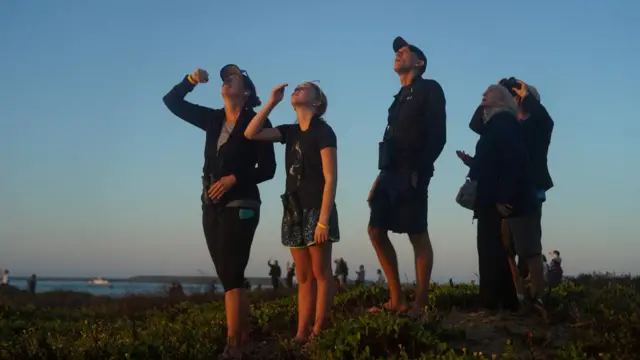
[7,279,240,297]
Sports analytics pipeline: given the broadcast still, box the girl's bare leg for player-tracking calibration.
[309,242,335,335]
[290,248,316,340]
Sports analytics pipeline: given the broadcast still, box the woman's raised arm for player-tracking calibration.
[244,83,288,142]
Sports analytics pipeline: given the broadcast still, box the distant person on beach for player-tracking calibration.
[163,65,276,359]
[548,250,563,288]
[334,258,348,287]
[245,80,339,342]
[460,84,539,312]
[267,260,282,290]
[376,269,386,285]
[244,278,251,291]
[1,269,9,286]
[27,274,37,294]
[355,265,365,286]
[541,255,549,283]
[367,36,446,317]
[285,262,296,288]
[168,282,184,298]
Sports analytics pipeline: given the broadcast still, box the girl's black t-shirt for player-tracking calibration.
[276,119,337,209]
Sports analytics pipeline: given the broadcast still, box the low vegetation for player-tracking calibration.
[0,273,638,359]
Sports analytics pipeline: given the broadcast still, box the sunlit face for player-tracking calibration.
[394,46,422,73]
[291,82,319,107]
[481,85,502,107]
[220,74,245,98]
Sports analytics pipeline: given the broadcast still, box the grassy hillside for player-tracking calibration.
[0,273,638,359]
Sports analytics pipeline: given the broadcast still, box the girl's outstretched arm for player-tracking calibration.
[245,83,288,142]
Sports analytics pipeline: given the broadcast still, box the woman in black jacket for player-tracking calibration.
[163,65,276,359]
[467,84,537,311]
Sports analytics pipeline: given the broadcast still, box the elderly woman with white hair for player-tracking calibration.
[464,84,538,312]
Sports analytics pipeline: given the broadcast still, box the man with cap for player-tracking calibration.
[163,64,276,358]
[499,77,554,314]
[367,37,446,315]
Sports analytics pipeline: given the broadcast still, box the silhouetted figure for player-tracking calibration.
[548,250,563,288]
[1,269,9,286]
[168,282,184,298]
[464,85,533,312]
[27,274,37,294]
[244,278,251,290]
[367,36,445,316]
[376,269,386,285]
[334,258,348,287]
[285,262,296,288]
[449,278,454,287]
[355,265,365,286]
[268,260,281,290]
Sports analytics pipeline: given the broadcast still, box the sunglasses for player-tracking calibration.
[222,69,250,84]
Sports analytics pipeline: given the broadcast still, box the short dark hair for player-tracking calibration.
[219,64,262,108]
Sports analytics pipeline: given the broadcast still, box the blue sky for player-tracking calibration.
[1,1,638,282]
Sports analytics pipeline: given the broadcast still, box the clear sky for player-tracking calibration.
[1,1,639,282]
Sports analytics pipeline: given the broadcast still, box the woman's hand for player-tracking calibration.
[314,223,329,245]
[456,150,473,166]
[190,68,209,84]
[208,175,236,200]
[267,83,288,107]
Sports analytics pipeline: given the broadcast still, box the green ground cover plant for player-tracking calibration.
[0,273,638,359]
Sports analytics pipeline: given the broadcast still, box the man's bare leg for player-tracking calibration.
[409,231,433,312]
[507,255,525,301]
[368,226,407,312]
[527,255,545,298]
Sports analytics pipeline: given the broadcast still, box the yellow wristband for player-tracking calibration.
[187,74,197,85]
[317,222,328,229]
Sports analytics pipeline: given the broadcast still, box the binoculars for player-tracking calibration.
[281,192,303,226]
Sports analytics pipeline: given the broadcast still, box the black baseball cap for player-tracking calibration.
[219,64,261,108]
[393,36,427,75]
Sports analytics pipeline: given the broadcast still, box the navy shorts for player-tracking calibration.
[368,171,430,235]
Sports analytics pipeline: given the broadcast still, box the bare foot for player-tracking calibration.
[292,336,307,344]
[406,304,426,319]
[218,345,243,360]
[368,300,409,314]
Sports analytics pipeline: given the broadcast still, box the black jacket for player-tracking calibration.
[163,76,276,205]
[469,95,554,193]
[383,76,446,176]
[520,94,554,192]
[468,110,537,217]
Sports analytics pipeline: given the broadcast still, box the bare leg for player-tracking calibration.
[527,255,545,298]
[223,288,249,355]
[309,243,335,335]
[501,219,524,300]
[367,226,407,312]
[507,256,524,299]
[408,231,433,311]
[290,248,315,340]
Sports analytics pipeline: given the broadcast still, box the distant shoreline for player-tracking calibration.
[11,275,275,286]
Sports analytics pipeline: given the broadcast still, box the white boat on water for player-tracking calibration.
[88,277,109,285]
